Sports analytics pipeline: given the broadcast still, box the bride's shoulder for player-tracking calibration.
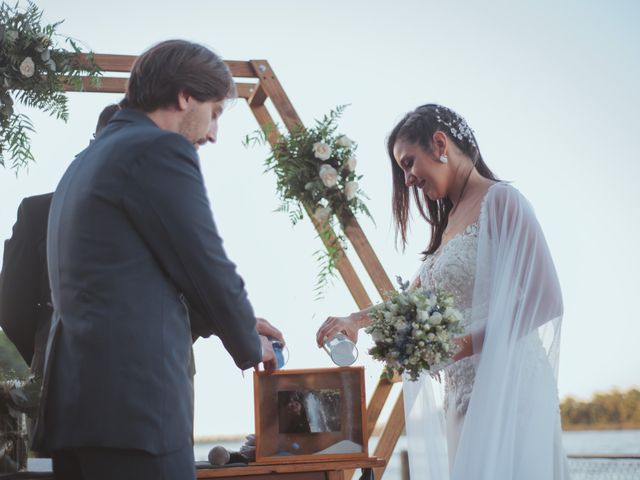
[483,182,535,220]
[485,181,527,203]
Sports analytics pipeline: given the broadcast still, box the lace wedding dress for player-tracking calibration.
[419,220,481,467]
[404,183,571,479]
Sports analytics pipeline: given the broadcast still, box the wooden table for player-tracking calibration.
[196,457,386,480]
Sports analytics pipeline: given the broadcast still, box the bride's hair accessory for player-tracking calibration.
[435,106,477,149]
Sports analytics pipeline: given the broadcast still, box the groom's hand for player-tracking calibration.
[255,335,277,374]
[256,317,285,345]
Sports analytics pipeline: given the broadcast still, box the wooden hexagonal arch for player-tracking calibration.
[68,54,404,479]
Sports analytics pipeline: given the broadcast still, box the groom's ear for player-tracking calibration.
[176,90,190,111]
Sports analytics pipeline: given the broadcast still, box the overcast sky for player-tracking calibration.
[1,0,638,436]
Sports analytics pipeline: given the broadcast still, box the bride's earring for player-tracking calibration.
[439,154,448,164]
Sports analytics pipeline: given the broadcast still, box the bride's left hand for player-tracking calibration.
[452,334,473,362]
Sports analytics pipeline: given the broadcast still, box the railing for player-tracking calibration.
[567,455,640,480]
[394,452,640,480]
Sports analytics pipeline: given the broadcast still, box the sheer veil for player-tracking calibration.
[403,183,569,479]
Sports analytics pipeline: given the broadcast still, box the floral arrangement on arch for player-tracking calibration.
[244,106,373,295]
[0,1,101,172]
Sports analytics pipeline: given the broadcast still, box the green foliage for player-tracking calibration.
[561,388,640,429]
[0,331,29,382]
[244,106,373,297]
[0,1,102,173]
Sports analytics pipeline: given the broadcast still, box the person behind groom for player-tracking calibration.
[32,40,279,480]
[0,104,120,382]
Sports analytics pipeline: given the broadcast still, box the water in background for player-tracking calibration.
[194,429,640,479]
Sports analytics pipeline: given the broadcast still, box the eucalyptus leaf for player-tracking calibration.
[0,1,101,173]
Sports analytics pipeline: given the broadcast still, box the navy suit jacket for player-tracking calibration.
[35,109,262,455]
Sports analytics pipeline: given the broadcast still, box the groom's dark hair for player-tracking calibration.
[121,39,236,112]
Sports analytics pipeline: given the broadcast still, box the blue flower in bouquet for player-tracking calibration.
[365,277,464,381]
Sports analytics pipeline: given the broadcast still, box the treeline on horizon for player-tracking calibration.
[561,388,640,430]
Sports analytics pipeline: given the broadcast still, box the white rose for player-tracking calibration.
[336,135,355,148]
[430,312,443,325]
[19,57,35,78]
[313,206,331,223]
[313,142,332,160]
[319,164,338,188]
[344,181,358,200]
[394,318,407,330]
[346,156,358,172]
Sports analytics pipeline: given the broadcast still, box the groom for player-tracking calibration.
[33,40,275,479]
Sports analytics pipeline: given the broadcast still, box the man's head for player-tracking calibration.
[95,104,120,137]
[122,40,236,149]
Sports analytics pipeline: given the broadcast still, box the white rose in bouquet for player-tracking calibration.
[313,142,332,160]
[319,164,338,188]
[346,156,358,172]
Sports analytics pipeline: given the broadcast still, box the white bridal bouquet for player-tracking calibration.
[366,277,465,381]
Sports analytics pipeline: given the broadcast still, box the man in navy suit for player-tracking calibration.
[33,40,277,479]
[0,104,120,381]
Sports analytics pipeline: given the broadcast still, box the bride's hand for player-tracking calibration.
[316,314,360,347]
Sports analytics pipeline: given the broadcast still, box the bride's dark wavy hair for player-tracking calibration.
[387,104,499,256]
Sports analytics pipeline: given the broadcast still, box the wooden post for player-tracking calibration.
[372,391,405,479]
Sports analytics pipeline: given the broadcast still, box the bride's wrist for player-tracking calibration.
[349,312,368,329]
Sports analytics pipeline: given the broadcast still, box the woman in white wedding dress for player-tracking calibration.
[316,104,570,479]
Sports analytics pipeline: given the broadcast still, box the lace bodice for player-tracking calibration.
[419,222,481,415]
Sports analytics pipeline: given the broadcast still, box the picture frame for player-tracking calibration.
[253,367,368,464]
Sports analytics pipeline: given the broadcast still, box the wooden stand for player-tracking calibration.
[196,458,386,480]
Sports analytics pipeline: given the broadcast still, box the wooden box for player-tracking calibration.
[253,367,368,464]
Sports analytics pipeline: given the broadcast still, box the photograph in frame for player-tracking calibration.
[253,367,367,463]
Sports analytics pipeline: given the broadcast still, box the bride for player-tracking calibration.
[316,104,570,479]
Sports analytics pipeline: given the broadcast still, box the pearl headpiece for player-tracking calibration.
[435,107,477,149]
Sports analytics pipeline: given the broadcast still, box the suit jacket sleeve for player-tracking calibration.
[0,199,40,366]
[122,132,262,370]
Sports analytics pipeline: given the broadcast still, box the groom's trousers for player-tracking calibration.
[51,444,195,480]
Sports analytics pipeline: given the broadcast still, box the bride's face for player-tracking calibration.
[393,138,448,200]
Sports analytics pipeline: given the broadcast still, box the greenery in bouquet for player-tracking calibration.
[244,105,373,295]
[0,1,101,172]
[366,277,465,381]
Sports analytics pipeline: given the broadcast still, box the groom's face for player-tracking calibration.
[178,96,225,150]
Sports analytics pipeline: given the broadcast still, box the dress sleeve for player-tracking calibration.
[469,184,563,354]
